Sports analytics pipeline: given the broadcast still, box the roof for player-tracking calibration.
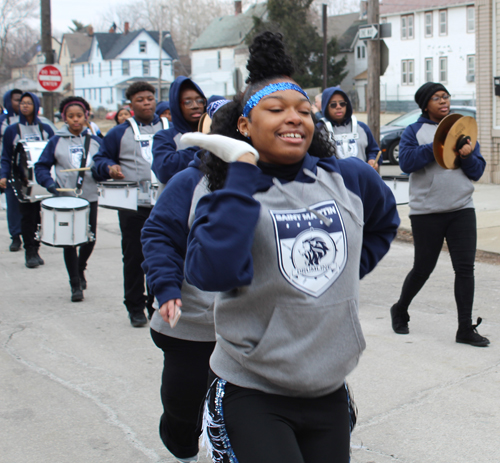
[380,0,472,16]
[354,69,367,80]
[190,2,267,51]
[338,19,367,51]
[74,30,179,63]
[316,12,361,41]
[60,33,92,62]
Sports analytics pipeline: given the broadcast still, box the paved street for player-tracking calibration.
[0,203,498,463]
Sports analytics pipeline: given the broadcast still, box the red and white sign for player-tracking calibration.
[37,64,63,93]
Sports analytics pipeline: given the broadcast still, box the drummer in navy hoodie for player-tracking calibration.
[319,86,380,169]
[0,92,54,269]
[92,81,168,327]
[151,76,206,185]
[0,89,23,252]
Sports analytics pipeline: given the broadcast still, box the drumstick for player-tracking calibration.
[374,151,382,165]
[56,188,77,192]
[60,167,91,172]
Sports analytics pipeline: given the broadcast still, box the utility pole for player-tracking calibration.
[41,0,54,122]
[367,0,380,143]
[158,8,163,100]
[322,4,328,90]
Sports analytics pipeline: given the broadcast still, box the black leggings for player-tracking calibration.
[396,208,477,323]
[63,201,98,280]
[150,329,215,459]
[18,200,41,251]
[208,380,350,463]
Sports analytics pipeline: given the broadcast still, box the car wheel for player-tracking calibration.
[388,140,400,165]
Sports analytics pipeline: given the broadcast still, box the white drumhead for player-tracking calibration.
[42,197,89,210]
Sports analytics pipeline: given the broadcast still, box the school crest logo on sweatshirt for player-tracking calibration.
[270,200,347,297]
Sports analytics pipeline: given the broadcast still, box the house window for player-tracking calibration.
[88,63,91,74]
[98,62,101,78]
[467,55,475,82]
[122,60,130,76]
[439,10,447,35]
[143,60,150,76]
[401,59,414,85]
[217,51,222,69]
[467,6,475,32]
[357,46,366,59]
[425,58,433,82]
[139,41,147,53]
[91,64,94,74]
[401,14,414,39]
[439,57,448,82]
[425,12,433,37]
[110,88,113,103]
[82,65,85,77]
[99,88,102,104]
[109,61,112,76]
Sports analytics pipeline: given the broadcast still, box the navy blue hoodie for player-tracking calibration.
[0,90,20,141]
[1,92,54,179]
[151,76,206,184]
[320,86,379,162]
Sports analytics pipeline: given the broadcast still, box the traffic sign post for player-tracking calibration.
[37,64,63,93]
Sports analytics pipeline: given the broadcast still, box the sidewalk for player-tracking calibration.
[396,182,500,257]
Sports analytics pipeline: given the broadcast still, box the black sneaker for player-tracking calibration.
[70,277,84,302]
[79,270,87,290]
[130,312,148,328]
[456,318,490,347]
[35,252,44,265]
[9,236,22,252]
[25,251,40,268]
[390,303,410,334]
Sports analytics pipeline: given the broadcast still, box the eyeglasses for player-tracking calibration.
[182,98,206,108]
[20,101,34,107]
[430,94,450,102]
[329,101,347,109]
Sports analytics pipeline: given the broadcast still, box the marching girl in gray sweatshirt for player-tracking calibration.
[178,32,399,463]
[35,97,102,302]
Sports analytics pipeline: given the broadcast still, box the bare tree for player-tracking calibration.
[0,0,39,80]
[96,0,235,55]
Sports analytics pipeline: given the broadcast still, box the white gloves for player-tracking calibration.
[180,132,259,163]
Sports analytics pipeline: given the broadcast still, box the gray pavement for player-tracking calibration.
[0,183,499,462]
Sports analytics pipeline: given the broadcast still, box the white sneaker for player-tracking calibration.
[176,456,198,463]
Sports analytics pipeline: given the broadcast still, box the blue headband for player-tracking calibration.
[242,82,310,117]
[207,99,231,119]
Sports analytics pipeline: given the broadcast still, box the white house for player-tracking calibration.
[190,2,267,97]
[378,0,476,112]
[73,29,178,110]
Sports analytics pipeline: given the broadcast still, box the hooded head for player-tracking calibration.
[168,76,206,134]
[19,92,40,125]
[3,89,23,116]
[321,86,352,126]
[155,101,170,117]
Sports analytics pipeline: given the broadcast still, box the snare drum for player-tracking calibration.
[38,197,94,247]
[97,180,138,211]
[382,175,409,205]
[11,141,53,203]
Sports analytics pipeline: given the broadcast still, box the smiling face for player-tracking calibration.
[327,93,347,123]
[65,105,87,136]
[425,91,451,122]
[238,79,314,165]
[130,90,156,123]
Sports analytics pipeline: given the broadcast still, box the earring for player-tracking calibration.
[244,132,248,137]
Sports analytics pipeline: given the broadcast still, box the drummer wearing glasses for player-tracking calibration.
[318,86,380,169]
[390,82,489,347]
[151,76,206,185]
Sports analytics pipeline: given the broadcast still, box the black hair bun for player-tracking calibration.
[246,31,294,84]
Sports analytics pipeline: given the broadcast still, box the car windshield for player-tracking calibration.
[386,110,421,127]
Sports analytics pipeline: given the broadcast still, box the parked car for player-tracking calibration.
[380,106,476,165]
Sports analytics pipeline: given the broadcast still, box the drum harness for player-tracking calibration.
[321,115,359,159]
[127,117,169,204]
[74,133,92,196]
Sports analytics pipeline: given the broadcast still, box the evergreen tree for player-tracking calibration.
[248,0,347,88]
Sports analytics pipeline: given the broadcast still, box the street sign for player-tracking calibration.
[359,24,378,40]
[37,64,63,93]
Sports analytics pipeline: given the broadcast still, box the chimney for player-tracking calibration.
[235,1,242,15]
[124,22,130,35]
